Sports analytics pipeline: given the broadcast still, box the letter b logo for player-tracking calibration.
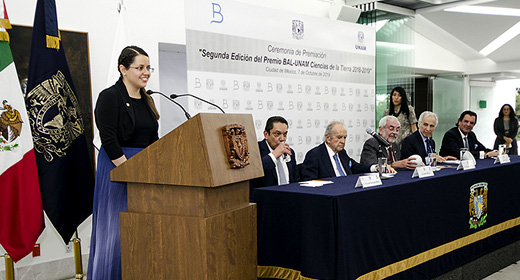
[211,3,224,24]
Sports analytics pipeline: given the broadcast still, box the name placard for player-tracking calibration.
[494,154,510,164]
[412,166,434,178]
[457,160,476,170]
[355,174,383,188]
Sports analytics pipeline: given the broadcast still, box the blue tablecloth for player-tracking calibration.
[256,157,520,280]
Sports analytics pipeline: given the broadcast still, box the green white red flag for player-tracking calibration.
[0,0,44,262]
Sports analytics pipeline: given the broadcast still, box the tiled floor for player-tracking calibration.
[483,261,520,280]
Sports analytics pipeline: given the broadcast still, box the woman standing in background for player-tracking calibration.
[383,86,417,146]
[494,104,518,155]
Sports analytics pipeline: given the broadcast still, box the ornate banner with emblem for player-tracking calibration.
[25,0,94,244]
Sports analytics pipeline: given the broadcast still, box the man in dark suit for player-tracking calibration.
[440,110,498,159]
[360,115,415,170]
[249,116,299,201]
[401,111,454,164]
[301,121,375,181]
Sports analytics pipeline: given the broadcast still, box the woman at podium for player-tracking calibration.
[88,46,160,280]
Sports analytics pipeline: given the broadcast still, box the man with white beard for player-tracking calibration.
[361,115,416,170]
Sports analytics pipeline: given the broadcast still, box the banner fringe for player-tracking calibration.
[0,18,12,29]
[46,34,60,50]
[0,31,9,42]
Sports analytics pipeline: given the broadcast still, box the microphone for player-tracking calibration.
[169,93,226,114]
[146,90,191,120]
[365,127,390,147]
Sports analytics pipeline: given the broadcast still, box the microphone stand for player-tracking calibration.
[147,90,191,120]
[170,93,226,114]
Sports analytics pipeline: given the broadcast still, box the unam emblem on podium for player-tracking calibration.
[222,124,250,169]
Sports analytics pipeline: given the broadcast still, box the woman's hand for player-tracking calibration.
[112,155,127,167]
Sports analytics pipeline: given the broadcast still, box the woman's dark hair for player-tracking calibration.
[117,46,159,120]
[498,103,517,119]
[118,46,149,75]
[389,86,410,118]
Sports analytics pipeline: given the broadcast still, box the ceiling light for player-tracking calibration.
[445,5,520,16]
[480,21,520,56]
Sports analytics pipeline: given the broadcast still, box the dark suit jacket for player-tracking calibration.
[440,127,490,159]
[249,139,299,201]
[95,77,159,160]
[494,117,518,154]
[300,143,371,181]
[360,137,401,165]
[401,130,435,162]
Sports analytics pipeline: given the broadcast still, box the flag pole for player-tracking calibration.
[3,253,14,280]
[72,231,83,279]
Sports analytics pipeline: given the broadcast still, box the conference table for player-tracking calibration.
[255,157,520,280]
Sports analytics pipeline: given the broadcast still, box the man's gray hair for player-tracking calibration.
[418,111,438,126]
[378,115,400,129]
[325,121,345,137]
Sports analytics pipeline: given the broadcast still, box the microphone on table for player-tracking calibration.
[169,93,226,114]
[365,127,390,148]
[146,90,191,120]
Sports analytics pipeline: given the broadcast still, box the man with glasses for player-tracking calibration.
[440,110,498,159]
[249,116,299,201]
[301,121,375,181]
[361,115,415,169]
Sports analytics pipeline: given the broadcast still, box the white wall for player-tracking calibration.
[414,32,466,74]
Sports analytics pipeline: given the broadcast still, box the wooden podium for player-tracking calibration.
[112,113,263,280]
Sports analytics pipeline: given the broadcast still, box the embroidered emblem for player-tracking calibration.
[222,124,250,169]
[469,182,488,229]
[0,100,23,151]
[292,20,304,40]
[26,70,85,162]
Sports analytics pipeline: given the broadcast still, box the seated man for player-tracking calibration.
[360,115,415,170]
[401,111,453,164]
[249,116,299,201]
[301,121,376,181]
[440,110,499,159]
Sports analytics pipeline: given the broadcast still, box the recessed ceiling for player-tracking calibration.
[371,0,520,75]
[379,0,465,10]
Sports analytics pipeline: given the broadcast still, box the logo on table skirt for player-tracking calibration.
[469,182,488,229]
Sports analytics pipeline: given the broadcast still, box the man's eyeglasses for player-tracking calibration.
[129,66,154,73]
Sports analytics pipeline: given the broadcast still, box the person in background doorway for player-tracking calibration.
[494,104,518,155]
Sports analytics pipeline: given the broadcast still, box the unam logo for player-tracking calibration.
[358,31,365,43]
[355,31,367,50]
[469,182,488,229]
[292,20,304,40]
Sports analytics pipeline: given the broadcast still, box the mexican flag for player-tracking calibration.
[0,1,44,262]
